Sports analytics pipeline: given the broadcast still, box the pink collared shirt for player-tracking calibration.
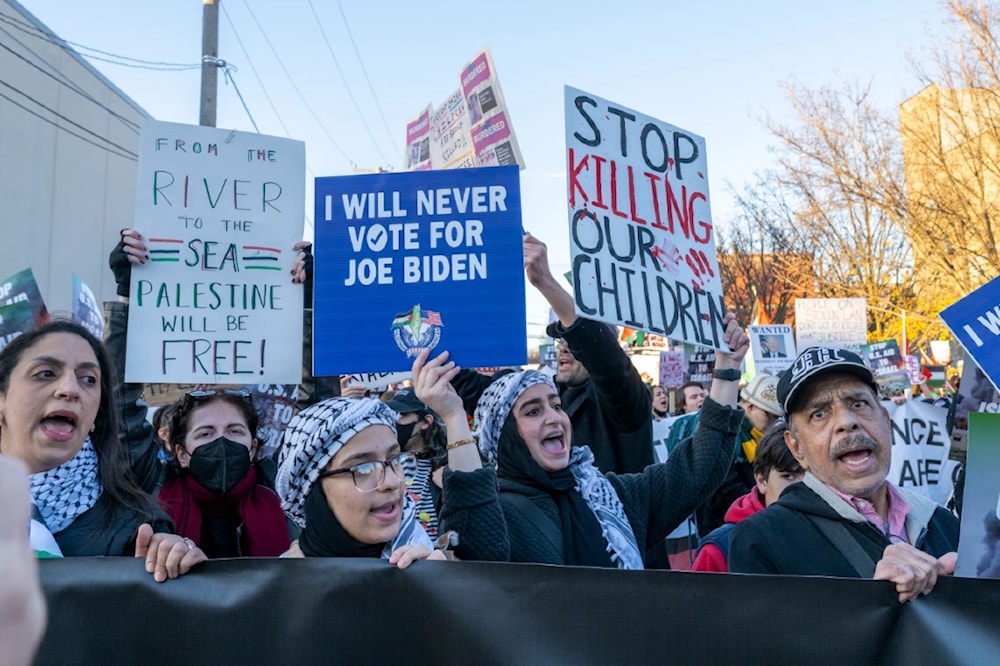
[829,483,912,545]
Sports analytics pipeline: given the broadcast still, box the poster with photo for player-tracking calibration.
[955,412,1000,578]
[749,324,795,375]
[461,48,525,168]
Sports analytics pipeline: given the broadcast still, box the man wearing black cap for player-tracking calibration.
[451,233,653,474]
[729,347,959,602]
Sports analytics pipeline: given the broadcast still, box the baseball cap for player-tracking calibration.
[383,388,431,415]
[741,374,782,417]
[776,347,878,415]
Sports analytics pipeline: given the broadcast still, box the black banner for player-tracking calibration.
[37,558,1000,665]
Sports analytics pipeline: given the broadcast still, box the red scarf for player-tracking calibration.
[158,467,290,557]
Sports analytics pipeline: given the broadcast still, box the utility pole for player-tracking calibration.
[199,0,219,127]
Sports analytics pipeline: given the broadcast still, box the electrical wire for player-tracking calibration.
[0,88,136,161]
[335,0,401,162]
[239,0,354,166]
[0,37,140,133]
[305,0,389,165]
[219,62,260,133]
[0,78,138,158]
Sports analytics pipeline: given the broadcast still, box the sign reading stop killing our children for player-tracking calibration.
[564,87,727,351]
[125,120,305,384]
[312,166,525,374]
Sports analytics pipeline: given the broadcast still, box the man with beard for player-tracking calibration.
[729,347,959,602]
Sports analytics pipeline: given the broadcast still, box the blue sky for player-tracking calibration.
[16,0,949,333]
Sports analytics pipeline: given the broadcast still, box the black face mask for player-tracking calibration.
[396,420,417,450]
[187,436,251,494]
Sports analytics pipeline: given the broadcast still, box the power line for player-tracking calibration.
[0,37,140,133]
[217,61,260,133]
[0,88,136,161]
[239,0,353,166]
[335,0,401,163]
[306,0,389,165]
[0,78,138,158]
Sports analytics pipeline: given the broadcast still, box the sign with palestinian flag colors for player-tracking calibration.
[313,166,525,374]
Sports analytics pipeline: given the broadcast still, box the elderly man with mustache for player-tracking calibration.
[729,347,959,603]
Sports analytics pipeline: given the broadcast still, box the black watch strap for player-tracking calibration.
[712,368,741,381]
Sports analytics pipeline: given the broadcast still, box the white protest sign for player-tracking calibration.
[749,324,795,375]
[659,350,685,389]
[126,120,305,383]
[344,371,410,391]
[429,89,477,169]
[886,399,960,507]
[794,297,867,351]
[565,87,726,350]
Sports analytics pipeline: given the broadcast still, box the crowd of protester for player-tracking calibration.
[0,229,965,664]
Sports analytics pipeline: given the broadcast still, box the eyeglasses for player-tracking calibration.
[185,388,253,404]
[319,451,416,492]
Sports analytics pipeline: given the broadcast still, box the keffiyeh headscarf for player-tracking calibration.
[475,370,644,570]
[276,398,431,556]
[29,436,102,535]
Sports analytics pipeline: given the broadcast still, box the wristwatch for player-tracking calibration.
[712,368,741,381]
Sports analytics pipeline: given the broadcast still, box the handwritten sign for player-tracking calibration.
[794,297,867,351]
[565,87,726,350]
[429,89,478,169]
[313,166,525,374]
[658,350,685,389]
[125,120,305,383]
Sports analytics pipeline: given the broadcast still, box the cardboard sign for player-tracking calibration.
[658,350,685,389]
[886,400,959,507]
[461,49,524,168]
[794,297,867,351]
[125,120,305,383]
[313,166,525,374]
[940,276,1000,392]
[749,324,795,375]
[956,412,1000,578]
[71,273,104,339]
[565,87,726,350]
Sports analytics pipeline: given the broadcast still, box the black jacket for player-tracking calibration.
[440,396,742,565]
[452,317,653,474]
[729,473,959,577]
[55,493,172,557]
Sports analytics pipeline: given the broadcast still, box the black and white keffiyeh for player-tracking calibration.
[474,370,553,463]
[276,397,433,554]
[475,370,644,570]
[28,436,102,534]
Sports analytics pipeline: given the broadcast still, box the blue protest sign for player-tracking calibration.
[940,274,1000,390]
[313,166,525,374]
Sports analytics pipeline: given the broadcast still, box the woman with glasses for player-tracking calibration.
[0,319,207,581]
[275,397,445,568]
[156,388,292,558]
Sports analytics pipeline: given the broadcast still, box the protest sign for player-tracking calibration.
[861,339,904,377]
[749,324,794,375]
[125,120,305,384]
[903,354,922,384]
[956,412,1000,578]
[0,300,35,351]
[343,371,410,392]
[405,105,433,171]
[876,370,911,395]
[659,350,685,388]
[886,399,959,507]
[686,347,715,384]
[0,267,50,325]
[951,356,1000,452]
[313,166,525,374]
[939,276,1000,391]
[71,273,104,339]
[565,87,726,350]
[429,89,478,169]
[538,343,558,373]
[794,297,867,350]
[245,383,297,459]
[461,48,524,168]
